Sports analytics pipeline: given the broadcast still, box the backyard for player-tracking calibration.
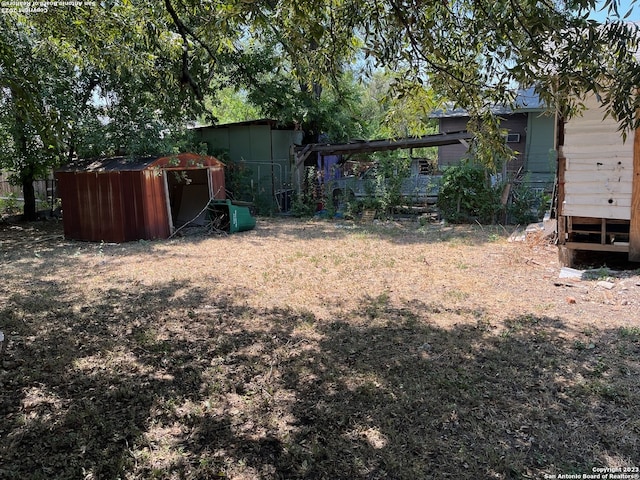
[1,216,639,479]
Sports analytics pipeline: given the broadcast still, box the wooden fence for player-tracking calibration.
[0,178,58,210]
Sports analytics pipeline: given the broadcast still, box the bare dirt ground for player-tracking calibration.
[1,216,639,479]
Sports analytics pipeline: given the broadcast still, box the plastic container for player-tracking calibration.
[207,199,256,233]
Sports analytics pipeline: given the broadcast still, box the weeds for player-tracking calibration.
[618,326,640,338]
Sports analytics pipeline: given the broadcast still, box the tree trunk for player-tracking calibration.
[22,174,37,221]
[12,97,38,221]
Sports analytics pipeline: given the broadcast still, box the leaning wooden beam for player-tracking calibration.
[294,144,313,168]
[630,126,640,261]
[294,131,473,159]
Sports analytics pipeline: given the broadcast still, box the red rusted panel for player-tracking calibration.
[102,173,126,243]
[84,173,101,241]
[55,153,225,242]
[121,171,145,241]
[69,172,120,243]
[55,172,83,240]
[211,167,226,199]
[143,169,171,239]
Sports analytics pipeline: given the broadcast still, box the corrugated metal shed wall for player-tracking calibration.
[58,172,125,242]
[55,153,224,242]
[56,169,167,243]
[141,169,170,241]
[57,172,81,240]
[121,171,146,240]
[196,123,301,210]
[229,125,274,198]
[563,95,633,220]
[200,128,230,151]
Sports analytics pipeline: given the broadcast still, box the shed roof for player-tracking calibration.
[57,152,224,173]
[295,130,473,156]
[193,118,298,131]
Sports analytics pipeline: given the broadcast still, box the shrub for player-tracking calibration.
[507,178,548,225]
[0,192,20,215]
[437,162,503,224]
[291,167,325,217]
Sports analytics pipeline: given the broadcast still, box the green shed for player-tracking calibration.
[194,119,303,212]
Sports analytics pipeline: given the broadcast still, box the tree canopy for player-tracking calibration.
[1,0,639,218]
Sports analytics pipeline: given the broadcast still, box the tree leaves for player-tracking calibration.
[2,0,640,197]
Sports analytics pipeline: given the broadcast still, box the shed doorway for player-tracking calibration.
[165,169,212,230]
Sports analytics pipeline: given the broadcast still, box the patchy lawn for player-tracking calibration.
[1,217,639,479]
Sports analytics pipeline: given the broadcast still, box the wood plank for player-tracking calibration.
[565,242,629,253]
[563,204,631,220]
[563,195,632,208]
[294,130,474,158]
[558,245,575,267]
[630,126,640,261]
[557,156,566,216]
[569,228,605,235]
[565,145,627,154]
[564,152,631,163]
[565,131,621,141]
[564,182,632,195]
[565,170,630,182]
[570,216,602,225]
[557,156,567,244]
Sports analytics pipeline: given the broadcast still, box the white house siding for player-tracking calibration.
[563,95,634,220]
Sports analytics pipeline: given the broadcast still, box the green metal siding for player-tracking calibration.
[525,114,556,190]
[199,129,230,152]
[228,125,271,162]
[271,130,301,161]
[228,126,273,208]
[196,124,301,212]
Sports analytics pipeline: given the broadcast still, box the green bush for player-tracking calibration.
[507,182,542,225]
[291,192,318,217]
[507,178,547,225]
[0,192,20,215]
[437,162,503,224]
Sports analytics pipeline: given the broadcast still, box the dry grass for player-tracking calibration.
[1,217,639,479]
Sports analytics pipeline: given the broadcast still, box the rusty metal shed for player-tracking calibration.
[55,153,225,242]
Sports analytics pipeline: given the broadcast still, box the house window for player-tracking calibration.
[506,133,521,143]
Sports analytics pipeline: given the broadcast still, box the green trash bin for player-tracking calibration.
[207,199,256,233]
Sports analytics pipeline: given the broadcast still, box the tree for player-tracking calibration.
[205,87,262,125]
[0,2,214,219]
[3,0,640,219]
[361,69,440,139]
[150,0,640,164]
[0,15,73,219]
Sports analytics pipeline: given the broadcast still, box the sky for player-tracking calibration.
[589,0,639,22]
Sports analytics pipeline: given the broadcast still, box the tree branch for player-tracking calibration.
[163,0,210,100]
[387,0,485,91]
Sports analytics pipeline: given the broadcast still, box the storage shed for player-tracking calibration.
[557,94,640,265]
[55,153,225,242]
[194,119,303,212]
